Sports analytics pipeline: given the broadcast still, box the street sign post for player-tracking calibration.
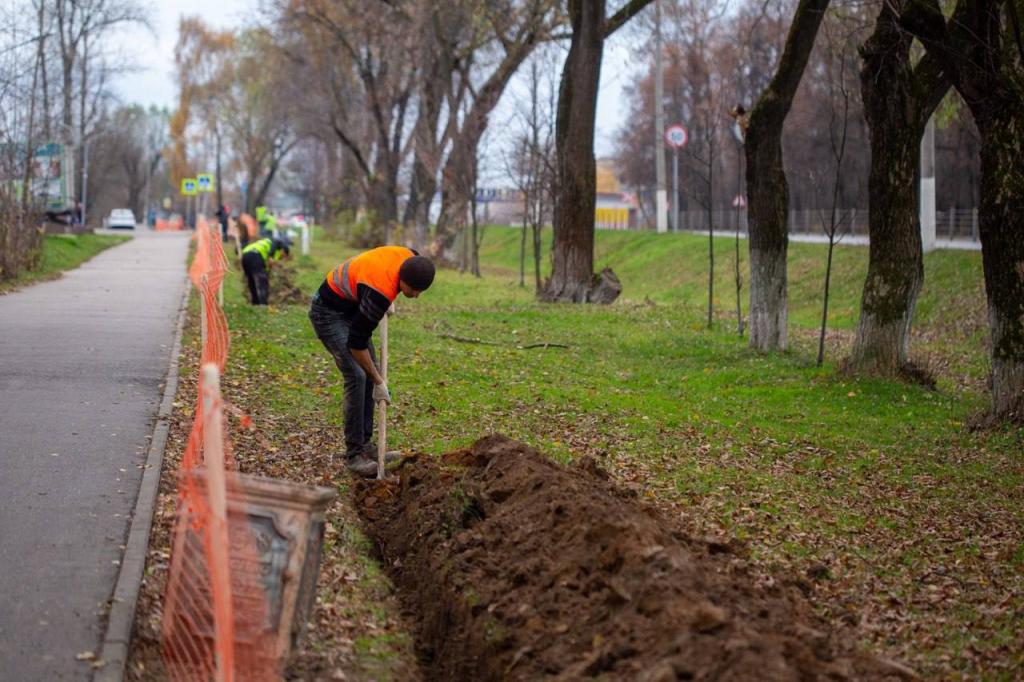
[181,179,198,229]
[197,173,214,216]
[664,124,688,232]
[664,125,688,149]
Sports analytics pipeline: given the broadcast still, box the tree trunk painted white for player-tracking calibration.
[748,247,787,350]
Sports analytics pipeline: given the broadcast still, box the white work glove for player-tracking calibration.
[372,382,391,404]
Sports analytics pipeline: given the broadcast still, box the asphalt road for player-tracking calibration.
[0,229,190,680]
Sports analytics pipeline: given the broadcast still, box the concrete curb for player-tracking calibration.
[95,280,191,682]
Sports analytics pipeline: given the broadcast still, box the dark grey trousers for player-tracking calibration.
[308,294,377,459]
[241,251,269,305]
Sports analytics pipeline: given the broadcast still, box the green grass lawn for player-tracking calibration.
[0,231,129,294]
[217,226,1021,679]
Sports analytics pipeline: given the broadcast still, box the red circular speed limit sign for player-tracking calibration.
[665,124,689,148]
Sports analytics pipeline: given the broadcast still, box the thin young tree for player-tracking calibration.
[728,112,745,337]
[51,0,149,215]
[507,54,557,292]
[815,15,854,367]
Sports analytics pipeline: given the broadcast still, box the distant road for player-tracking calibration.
[0,229,190,680]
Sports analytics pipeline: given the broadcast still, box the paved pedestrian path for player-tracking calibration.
[0,229,190,680]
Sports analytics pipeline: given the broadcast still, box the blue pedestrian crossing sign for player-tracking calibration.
[196,173,214,192]
[181,178,198,196]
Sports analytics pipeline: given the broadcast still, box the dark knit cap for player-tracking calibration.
[399,255,435,291]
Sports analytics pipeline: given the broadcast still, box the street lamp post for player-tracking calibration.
[672,146,679,232]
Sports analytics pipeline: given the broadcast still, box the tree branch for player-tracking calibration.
[605,0,654,38]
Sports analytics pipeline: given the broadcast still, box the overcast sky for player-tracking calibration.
[113,2,638,158]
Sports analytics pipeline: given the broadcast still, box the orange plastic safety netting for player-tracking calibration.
[161,218,281,681]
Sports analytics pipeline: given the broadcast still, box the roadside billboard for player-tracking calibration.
[30,143,74,212]
[1,142,74,212]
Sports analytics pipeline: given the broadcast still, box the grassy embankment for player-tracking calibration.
[0,231,129,294]
[205,225,1019,679]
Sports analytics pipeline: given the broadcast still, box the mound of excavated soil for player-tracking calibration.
[355,435,899,681]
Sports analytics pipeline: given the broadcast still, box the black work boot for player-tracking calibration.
[362,442,402,464]
[345,454,379,478]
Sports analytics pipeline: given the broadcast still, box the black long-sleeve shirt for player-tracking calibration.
[316,280,390,350]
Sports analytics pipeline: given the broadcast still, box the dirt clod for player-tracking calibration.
[356,434,898,681]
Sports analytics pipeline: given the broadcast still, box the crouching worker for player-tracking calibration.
[241,234,291,305]
[308,246,435,477]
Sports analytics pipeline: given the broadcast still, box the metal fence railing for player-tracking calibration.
[486,199,981,244]
[658,208,980,242]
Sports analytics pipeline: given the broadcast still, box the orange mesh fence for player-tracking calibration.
[161,218,281,681]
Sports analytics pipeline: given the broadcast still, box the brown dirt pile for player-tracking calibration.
[268,262,308,305]
[356,435,899,681]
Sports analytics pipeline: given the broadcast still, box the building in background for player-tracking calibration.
[595,158,637,230]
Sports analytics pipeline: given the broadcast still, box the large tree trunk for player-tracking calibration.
[976,109,1024,418]
[542,0,604,302]
[535,0,650,302]
[900,0,1024,418]
[744,0,831,350]
[849,3,948,375]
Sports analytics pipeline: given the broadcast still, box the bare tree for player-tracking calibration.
[279,0,416,243]
[403,1,478,250]
[744,0,830,350]
[430,0,562,259]
[52,0,149,215]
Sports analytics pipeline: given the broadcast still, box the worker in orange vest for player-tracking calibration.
[309,246,435,477]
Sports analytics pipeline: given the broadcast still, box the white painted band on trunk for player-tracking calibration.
[920,177,936,254]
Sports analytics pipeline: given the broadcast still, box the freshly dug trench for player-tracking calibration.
[356,435,896,681]
[268,263,308,305]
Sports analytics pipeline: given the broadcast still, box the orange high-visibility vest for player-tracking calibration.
[325,246,415,302]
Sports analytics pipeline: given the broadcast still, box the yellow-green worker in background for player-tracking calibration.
[241,234,291,305]
[255,205,278,237]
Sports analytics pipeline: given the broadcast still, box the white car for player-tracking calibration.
[105,208,136,229]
